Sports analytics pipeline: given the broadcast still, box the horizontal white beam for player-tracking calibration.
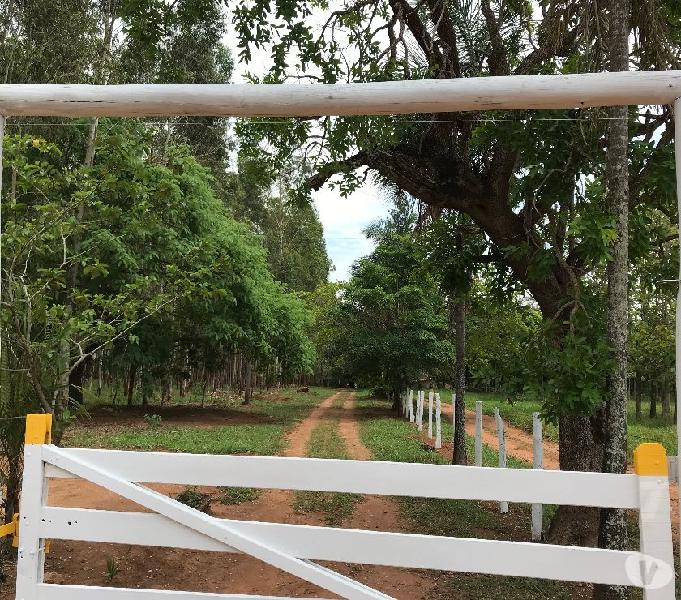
[41,507,641,586]
[37,585,328,600]
[44,448,639,508]
[1,71,681,117]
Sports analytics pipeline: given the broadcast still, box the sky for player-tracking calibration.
[312,182,387,282]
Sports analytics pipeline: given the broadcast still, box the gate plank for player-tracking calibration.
[36,584,330,600]
[44,449,639,508]
[41,507,640,586]
[41,446,393,600]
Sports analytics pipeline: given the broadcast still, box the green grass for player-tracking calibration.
[293,418,361,526]
[67,387,335,456]
[355,396,577,599]
[440,390,677,458]
[219,487,260,504]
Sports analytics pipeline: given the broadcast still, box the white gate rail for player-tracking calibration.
[15,415,676,600]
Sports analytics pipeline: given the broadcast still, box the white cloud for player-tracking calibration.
[313,181,388,282]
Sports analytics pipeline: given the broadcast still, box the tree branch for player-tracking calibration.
[480,0,510,75]
[425,0,462,77]
[514,4,581,75]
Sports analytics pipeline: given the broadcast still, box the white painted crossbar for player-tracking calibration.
[16,433,675,599]
[1,71,681,117]
[43,448,639,508]
[40,507,642,586]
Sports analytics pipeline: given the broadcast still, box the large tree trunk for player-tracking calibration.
[547,413,603,546]
[452,297,467,465]
[594,2,630,598]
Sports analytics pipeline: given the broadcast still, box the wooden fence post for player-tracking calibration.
[531,412,543,541]
[494,408,509,514]
[475,401,483,467]
[435,393,442,449]
[408,389,414,423]
[428,389,434,439]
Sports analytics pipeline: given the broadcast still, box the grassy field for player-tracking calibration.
[66,387,334,455]
[436,389,677,458]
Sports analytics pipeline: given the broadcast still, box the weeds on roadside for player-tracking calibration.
[105,557,119,581]
[219,487,260,505]
[176,486,210,512]
[143,414,162,428]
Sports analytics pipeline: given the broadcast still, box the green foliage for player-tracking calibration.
[335,232,454,394]
[260,195,331,292]
[2,125,317,417]
[105,557,120,582]
[219,487,260,505]
[175,486,210,511]
[143,414,163,428]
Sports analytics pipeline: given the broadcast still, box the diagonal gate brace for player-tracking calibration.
[41,445,393,600]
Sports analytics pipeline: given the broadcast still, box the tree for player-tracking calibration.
[231,0,680,546]
[336,231,453,407]
[261,194,331,292]
[596,2,631,598]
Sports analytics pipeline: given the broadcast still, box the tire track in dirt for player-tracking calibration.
[330,395,438,599]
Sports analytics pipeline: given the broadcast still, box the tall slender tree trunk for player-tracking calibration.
[634,374,641,420]
[650,382,657,418]
[243,361,253,405]
[662,379,671,419]
[452,297,467,465]
[126,365,137,407]
[594,2,630,598]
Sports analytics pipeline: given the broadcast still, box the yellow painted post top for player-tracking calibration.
[25,413,52,445]
[633,442,668,476]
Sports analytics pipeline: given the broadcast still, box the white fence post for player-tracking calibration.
[494,408,509,514]
[408,389,414,423]
[635,444,675,599]
[531,412,543,541]
[428,389,434,439]
[435,393,442,449]
[416,390,423,431]
[15,415,52,600]
[475,401,483,467]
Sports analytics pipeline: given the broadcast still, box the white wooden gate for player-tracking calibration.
[14,415,676,599]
